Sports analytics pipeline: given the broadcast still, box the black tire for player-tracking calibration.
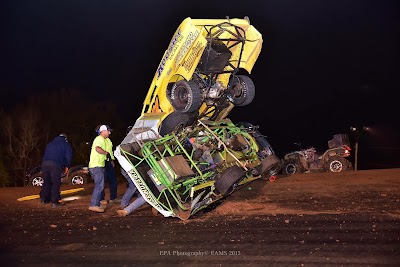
[29,173,44,187]
[159,111,197,136]
[258,155,282,180]
[68,170,88,185]
[283,159,304,175]
[170,80,202,113]
[229,75,255,106]
[326,156,347,173]
[214,165,246,196]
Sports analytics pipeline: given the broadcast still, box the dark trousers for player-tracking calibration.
[40,161,63,203]
[101,161,117,200]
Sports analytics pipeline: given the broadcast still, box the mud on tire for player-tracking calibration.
[257,155,282,180]
[214,165,246,196]
[326,156,348,172]
[283,159,304,175]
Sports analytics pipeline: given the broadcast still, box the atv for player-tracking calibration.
[115,119,281,220]
[282,134,353,175]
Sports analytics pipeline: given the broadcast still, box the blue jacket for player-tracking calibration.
[42,136,73,168]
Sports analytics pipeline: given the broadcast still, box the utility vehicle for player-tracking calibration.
[282,134,353,174]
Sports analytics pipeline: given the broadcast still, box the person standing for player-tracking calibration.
[101,130,118,204]
[40,133,72,208]
[88,124,113,213]
[94,125,118,205]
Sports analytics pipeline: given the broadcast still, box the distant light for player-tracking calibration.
[350,126,371,133]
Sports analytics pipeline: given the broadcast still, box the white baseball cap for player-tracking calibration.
[99,125,112,133]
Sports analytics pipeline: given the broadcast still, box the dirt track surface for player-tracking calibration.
[0,169,399,266]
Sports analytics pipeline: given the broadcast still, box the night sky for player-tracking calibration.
[1,0,399,169]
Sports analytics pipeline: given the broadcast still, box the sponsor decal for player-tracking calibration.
[183,41,203,72]
[128,168,163,210]
[157,29,182,79]
[174,30,199,69]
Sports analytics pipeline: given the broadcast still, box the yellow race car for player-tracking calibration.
[131,17,263,139]
[115,18,281,220]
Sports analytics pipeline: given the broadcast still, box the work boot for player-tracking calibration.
[88,206,105,213]
[117,209,128,217]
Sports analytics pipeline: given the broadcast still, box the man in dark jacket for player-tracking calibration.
[39,133,73,208]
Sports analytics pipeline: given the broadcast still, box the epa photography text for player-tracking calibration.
[159,250,241,257]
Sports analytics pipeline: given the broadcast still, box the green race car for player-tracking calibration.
[115,119,280,220]
[115,17,278,220]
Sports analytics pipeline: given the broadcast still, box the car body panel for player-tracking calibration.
[140,17,263,133]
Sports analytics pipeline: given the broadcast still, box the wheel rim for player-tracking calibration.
[71,175,84,185]
[175,86,189,110]
[229,75,255,106]
[32,177,44,186]
[286,164,296,174]
[329,160,343,172]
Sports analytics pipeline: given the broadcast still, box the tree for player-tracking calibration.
[2,101,41,186]
[0,156,11,187]
[31,88,125,165]
[0,109,11,187]
[0,87,130,186]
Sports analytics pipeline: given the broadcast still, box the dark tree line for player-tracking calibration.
[0,88,128,187]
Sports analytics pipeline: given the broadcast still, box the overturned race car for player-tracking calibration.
[115,119,281,220]
[115,17,280,220]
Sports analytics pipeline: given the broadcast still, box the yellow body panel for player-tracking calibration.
[140,17,263,129]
